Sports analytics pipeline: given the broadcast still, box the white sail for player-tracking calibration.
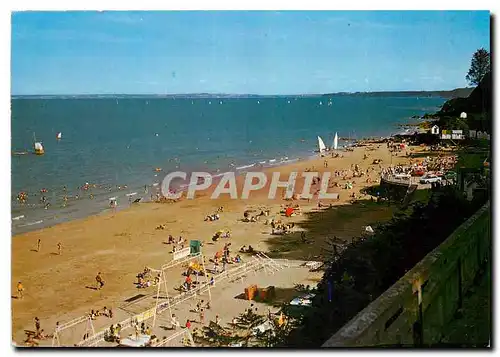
[317,136,326,152]
[332,132,338,150]
[34,142,43,151]
[56,132,62,139]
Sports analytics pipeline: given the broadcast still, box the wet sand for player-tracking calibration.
[11,143,414,345]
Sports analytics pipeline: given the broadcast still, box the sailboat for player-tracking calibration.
[56,132,62,140]
[33,133,44,155]
[331,132,338,151]
[317,136,327,153]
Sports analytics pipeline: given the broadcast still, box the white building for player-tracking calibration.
[430,125,440,135]
[451,130,464,140]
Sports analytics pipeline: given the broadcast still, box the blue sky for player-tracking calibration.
[11,11,490,95]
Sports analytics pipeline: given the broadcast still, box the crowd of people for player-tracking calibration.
[89,306,113,320]
[20,142,448,347]
[136,267,161,289]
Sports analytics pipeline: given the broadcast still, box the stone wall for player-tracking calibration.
[322,201,490,347]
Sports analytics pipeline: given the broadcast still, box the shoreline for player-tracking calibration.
[11,142,434,345]
[12,143,359,236]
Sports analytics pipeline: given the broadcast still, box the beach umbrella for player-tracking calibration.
[285,207,294,217]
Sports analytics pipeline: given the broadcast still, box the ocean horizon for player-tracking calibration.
[11,95,445,235]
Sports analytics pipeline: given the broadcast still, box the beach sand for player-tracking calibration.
[11,143,415,345]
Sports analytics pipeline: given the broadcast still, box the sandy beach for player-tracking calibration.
[11,143,415,345]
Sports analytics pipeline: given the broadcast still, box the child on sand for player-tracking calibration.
[171,314,180,330]
[95,272,104,290]
[34,317,41,335]
[17,281,24,299]
[57,242,62,255]
[199,309,205,324]
[37,239,41,252]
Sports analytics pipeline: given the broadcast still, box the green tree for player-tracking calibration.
[192,321,240,347]
[230,308,267,347]
[466,48,490,86]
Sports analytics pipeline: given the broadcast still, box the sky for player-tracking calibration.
[11,11,490,95]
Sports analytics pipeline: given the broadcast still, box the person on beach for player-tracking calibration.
[134,323,140,338]
[185,319,192,329]
[185,275,192,290]
[57,242,62,255]
[171,314,180,330]
[199,309,205,324]
[215,315,220,325]
[34,317,41,335]
[17,281,24,299]
[24,334,39,347]
[95,272,104,290]
[37,239,41,252]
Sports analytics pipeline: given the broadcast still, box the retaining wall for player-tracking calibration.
[323,201,490,347]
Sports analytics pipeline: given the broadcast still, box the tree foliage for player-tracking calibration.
[230,308,267,347]
[466,48,490,86]
[282,184,488,347]
[192,321,239,347]
[193,304,304,347]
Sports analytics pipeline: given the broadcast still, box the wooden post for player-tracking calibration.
[163,270,173,321]
[200,248,211,302]
[152,277,162,327]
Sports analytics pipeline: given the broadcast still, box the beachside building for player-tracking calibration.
[451,130,464,140]
[441,129,464,140]
[441,130,451,140]
[430,125,440,135]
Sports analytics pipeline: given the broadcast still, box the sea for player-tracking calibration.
[11,95,445,234]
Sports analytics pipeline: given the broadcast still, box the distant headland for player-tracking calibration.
[11,87,473,100]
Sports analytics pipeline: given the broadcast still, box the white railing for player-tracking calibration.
[73,254,292,347]
[152,329,194,347]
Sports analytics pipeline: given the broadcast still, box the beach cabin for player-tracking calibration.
[430,125,440,135]
[451,130,464,140]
